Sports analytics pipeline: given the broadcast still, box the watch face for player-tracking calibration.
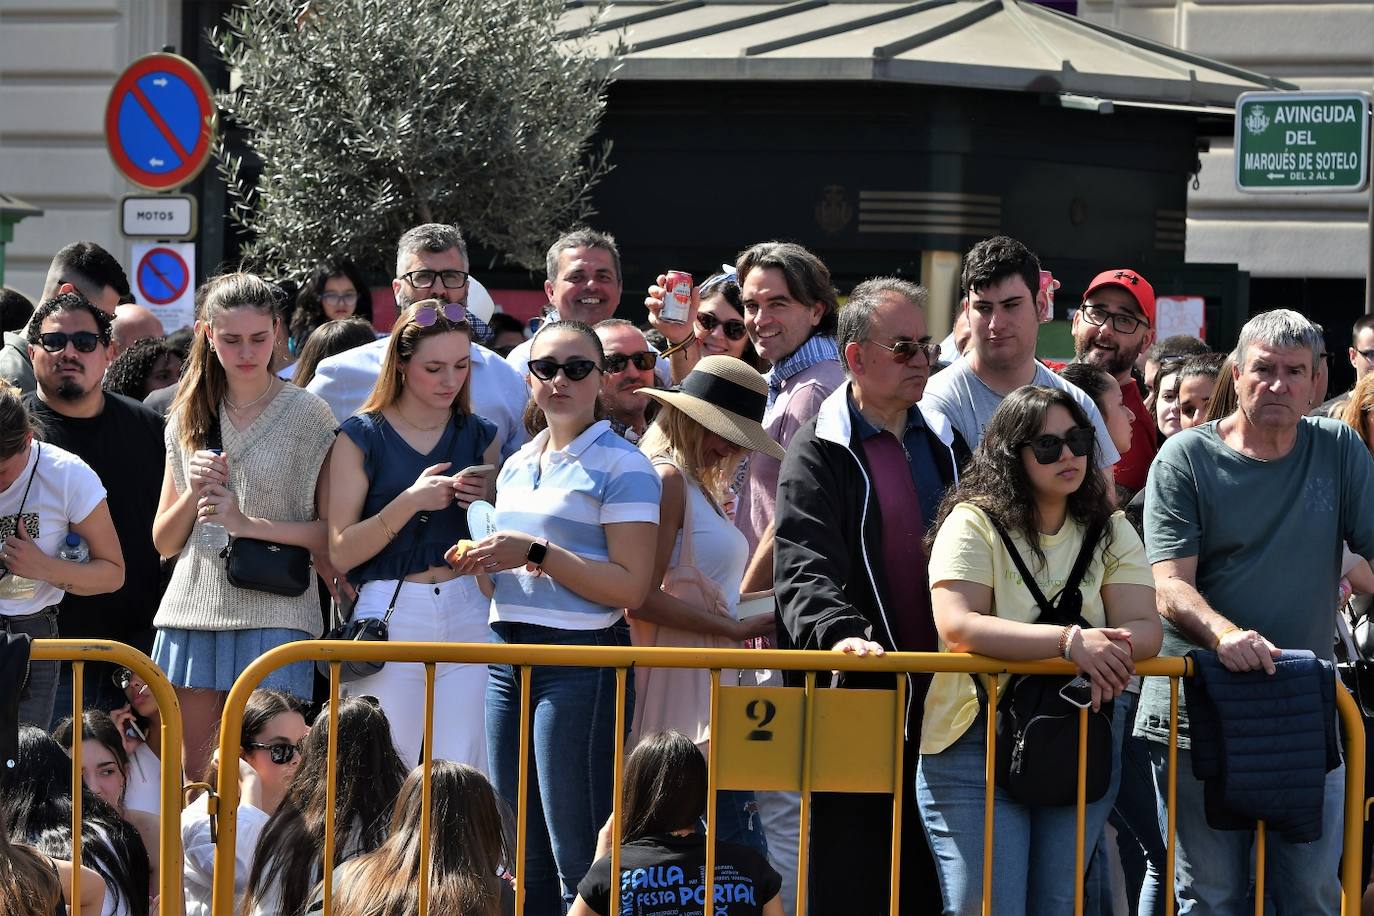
[526,540,548,566]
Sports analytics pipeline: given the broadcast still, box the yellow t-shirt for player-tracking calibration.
[919,504,1153,755]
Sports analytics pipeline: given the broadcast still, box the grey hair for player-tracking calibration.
[1235,309,1324,372]
[545,227,621,284]
[395,224,468,278]
[838,277,929,375]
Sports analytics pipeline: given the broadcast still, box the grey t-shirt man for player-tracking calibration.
[1136,416,1374,746]
[921,358,1121,465]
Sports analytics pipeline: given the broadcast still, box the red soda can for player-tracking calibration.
[662,270,693,323]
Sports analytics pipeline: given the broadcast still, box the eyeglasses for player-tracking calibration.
[527,357,601,382]
[1079,305,1147,335]
[411,302,468,327]
[602,350,658,374]
[400,269,469,290]
[37,331,101,353]
[246,741,304,765]
[320,291,358,307]
[867,337,940,364]
[1019,427,1095,465]
[697,312,747,341]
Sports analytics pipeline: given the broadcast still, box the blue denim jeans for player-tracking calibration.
[3,607,60,728]
[1108,691,1167,916]
[713,789,768,857]
[487,620,633,915]
[917,707,1122,916]
[1148,743,1344,916]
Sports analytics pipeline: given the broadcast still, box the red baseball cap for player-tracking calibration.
[1083,269,1155,327]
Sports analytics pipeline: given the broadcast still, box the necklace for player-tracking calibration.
[225,377,276,413]
[394,404,446,432]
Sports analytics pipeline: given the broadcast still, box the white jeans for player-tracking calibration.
[345,576,491,771]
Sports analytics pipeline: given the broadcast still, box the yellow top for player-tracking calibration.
[919,504,1152,755]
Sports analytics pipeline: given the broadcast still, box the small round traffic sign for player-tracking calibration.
[137,247,191,306]
[105,53,215,192]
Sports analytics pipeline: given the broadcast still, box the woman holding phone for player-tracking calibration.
[328,298,499,769]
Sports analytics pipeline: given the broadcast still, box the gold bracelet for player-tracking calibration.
[1215,624,1242,648]
[377,513,397,541]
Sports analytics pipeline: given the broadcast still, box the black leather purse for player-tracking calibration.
[223,537,313,597]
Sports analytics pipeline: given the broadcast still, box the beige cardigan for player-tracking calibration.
[153,384,336,634]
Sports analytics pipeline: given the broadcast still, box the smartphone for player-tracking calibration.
[1059,675,1093,709]
[457,464,496,478]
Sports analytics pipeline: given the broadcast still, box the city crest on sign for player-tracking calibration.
[1245,106,1270,136]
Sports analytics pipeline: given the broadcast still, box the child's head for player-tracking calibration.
[1059,362,1133,455]
[622,731,707,842]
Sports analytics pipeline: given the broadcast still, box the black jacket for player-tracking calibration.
[0,631,33,790]
[774,384,968,723]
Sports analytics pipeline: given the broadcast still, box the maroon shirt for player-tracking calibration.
[1114,379,1157,493]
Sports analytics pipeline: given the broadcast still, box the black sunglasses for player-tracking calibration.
[1020,426,1095,465]
[247,741,304,765]
[527,357,601,382]
[696,312,747,341]
[38,331,101,353]
[112,667,137,690]
[602,350,658,374]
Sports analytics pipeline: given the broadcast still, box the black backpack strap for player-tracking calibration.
[986,517,1055,620]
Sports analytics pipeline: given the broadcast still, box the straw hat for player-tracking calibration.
[639,355,785,460]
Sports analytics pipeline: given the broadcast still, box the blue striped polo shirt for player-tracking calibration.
[491,419,662,629]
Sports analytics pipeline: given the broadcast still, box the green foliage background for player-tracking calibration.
[213,0,615,280]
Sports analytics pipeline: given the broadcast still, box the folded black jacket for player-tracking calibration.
[0,630,33,791]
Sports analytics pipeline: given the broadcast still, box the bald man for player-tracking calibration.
[111,303,165,356]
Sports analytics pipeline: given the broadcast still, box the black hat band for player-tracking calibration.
[678,371,767,423]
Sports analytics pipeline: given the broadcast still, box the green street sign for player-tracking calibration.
[1234,91,1370,193]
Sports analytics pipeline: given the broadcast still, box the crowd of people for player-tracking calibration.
[0,224,1370,916]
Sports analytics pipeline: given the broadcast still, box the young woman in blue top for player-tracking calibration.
[448,319,661,914]
[328,299,499,769]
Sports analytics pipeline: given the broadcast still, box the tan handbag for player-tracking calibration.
[629,461,737,748]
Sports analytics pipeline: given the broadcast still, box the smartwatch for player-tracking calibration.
[525,538,549,568]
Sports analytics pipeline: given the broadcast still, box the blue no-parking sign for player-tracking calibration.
[132,242,197,330]
[105,53,215,192]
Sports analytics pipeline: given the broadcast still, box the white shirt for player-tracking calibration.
[181,794,270,916]
[307,338,530,461]
[122,742,161,817]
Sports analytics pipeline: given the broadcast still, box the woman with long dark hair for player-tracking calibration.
[243,696,408,916]
[918,385,1161,916]
[288,259,373,358]
[569,731,783,916]
[325,761,512,916]
[152,273,337,780]
[0,804,107,916]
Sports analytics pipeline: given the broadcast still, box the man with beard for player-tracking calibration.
[22,292,164,718]
[1070,269,1157,494]
[594,319,659,442]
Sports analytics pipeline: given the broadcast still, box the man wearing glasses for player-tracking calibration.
[775,277,966,916]
[1315,314,1374,417]
[21,292,162,720]
[1070,268,1158,494]
[594,319,660,442]
[306,223,529,461]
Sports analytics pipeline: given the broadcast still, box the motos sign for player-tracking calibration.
[1235,91,1370,192]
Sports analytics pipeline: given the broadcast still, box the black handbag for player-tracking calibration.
[973,517,1114,807]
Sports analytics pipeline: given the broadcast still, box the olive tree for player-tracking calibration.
[212,0,616,277]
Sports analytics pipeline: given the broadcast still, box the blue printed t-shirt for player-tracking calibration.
[491,419,661,630]
[577,833,781,916]
[339,411,497,587]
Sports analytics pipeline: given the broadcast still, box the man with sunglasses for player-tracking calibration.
[306,223,530,462]
[775,277,967,916]
[594,319,660,442]
[21,292,163,719]
[1070,269,1158,495]
[1314,313,1374,418]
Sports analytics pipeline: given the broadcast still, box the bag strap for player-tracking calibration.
[986,515,1104,627]
[375,512,430,629]
[0,443,41,585]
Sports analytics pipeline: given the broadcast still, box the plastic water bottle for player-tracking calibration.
[196,449,231,554]
[58,533,90,563]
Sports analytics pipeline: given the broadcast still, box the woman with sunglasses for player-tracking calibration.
[918,385,1160,915]
[645,269,767,382]
[447,319,661,914]
[152,273,337,781]
[0,379,123,728]
[183,688,308,916]
[102,666,164,818]
[328,298,499,770]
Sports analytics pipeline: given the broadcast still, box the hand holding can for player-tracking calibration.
[661,270,693,323]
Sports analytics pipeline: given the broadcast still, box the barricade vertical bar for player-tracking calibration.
[1165,677,1180,916]
[1074,705,1088,916]
[419,662,437,916]
[610,667,627,916]
[322,663,340,916]
[516,664,533,916]
[71,660,83,916]
[1253,821,1265,916]
[888,672,907,916]
[1339,687,1367,909]
[796,671,818,916]
[981,672,998,916]
[705,669,722,916]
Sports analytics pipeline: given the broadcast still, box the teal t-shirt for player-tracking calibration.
[1136,416,1374,745]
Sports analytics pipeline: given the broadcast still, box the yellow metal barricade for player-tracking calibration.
[209,643,1365,916]
[29,639,185,916]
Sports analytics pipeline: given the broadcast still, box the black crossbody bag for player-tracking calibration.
[972,517,1114,807]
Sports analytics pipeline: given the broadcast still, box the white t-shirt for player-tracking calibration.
[122,742,161,817]
[182,794,270,916]
[0,441,105,616]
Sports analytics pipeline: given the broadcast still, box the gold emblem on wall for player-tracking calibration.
[815,184,853,235]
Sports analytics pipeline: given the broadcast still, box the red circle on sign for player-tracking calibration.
[137,247,191,306]
[105,53,215,192]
